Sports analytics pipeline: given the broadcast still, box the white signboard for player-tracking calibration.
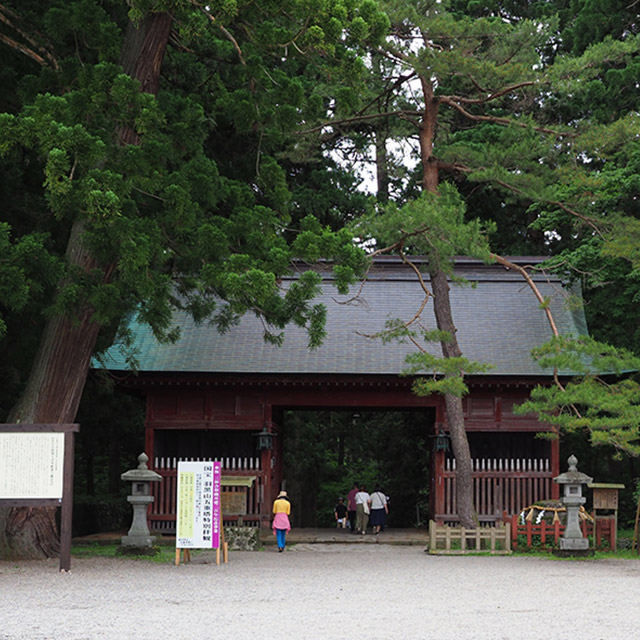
[176,461,222,549]
[0,432,65,499]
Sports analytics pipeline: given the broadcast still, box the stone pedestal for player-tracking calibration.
[121,494,156,547]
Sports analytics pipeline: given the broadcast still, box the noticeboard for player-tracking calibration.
[0,424,78,572]
[176,460,222,549]
[221,491,247,516]
[0,432,65,499]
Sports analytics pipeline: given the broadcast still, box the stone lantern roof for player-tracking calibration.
[554,455,593,486]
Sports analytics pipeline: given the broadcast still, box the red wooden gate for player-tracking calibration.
[150,456,265,533]
[438,457,554,524]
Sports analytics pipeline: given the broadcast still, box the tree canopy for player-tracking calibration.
[1,0,639,553]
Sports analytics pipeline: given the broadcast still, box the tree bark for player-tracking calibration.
[2,219,103,559]
[375,125,390,203]
[118,12,173,145]
[419,75,476,528]
[418,76,440,193]
[1,10,174,560]
[430,269,476,528]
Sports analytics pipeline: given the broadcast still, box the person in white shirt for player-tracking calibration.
[369,486,388,534]
[354,484,371,534]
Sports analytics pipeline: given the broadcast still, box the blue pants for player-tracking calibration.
[275,528,287,549]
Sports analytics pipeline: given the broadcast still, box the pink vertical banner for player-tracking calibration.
[211,460,222,549]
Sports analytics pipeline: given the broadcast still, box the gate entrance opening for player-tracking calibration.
[280,409,435,528]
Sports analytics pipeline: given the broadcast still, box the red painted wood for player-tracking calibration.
[136,374,558,526]
[505,512,614,550]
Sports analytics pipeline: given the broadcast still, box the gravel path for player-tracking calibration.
[1,544,639,640]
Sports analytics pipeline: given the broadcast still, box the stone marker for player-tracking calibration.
[121,453,162,551]
[553,455,594,557]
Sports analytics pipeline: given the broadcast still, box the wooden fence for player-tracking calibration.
[440,458,553,523]
[502,512,615,550]
[150,456,264,533]
[428,520,512,555]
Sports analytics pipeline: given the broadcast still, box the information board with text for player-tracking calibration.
[176,460,222,549]
[0,432,65,499]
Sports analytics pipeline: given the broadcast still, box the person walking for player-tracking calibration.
[354,484,371,535]
[272,490,291,552]
[369,486,388,535]
[346,483,359,533]
[334,497,348,529]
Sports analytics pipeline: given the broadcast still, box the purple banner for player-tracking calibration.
[211,461,222,549]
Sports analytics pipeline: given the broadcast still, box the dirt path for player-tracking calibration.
[1,544,638,639]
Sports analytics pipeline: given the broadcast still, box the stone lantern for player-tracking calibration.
[121,453,161,550]
[553,455,593,556]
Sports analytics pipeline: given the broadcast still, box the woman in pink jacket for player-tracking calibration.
[272,490,291,552]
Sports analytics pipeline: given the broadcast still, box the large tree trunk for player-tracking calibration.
[419,76,439,193]
[430,269,476,528]
[1,11,174,560]
[2,219,103,559]
[8,220,102,425]
[419,76,476,528]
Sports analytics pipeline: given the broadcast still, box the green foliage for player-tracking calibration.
[517,336,640,455]
[283,409,431,528]
[355,185,495,267]
[373,317,493,397]
[352,186,495,398]
[0,223,61,338]
[408,352,493,397]
[0,0,381,389]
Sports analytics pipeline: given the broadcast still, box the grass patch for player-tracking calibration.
[509,547,640,560]
[72,543,184,564]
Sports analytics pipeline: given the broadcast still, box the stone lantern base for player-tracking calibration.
[552,547,595,558]
[116,544,160,556]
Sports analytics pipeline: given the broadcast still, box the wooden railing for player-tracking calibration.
[150,456,264,533]
[502,512,616,550]
[428,520,512,555]
[439,458,554,523]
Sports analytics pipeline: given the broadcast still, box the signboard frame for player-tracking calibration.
[175,460,227,565]
[0,423,79,572]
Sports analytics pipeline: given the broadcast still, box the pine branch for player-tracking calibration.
[0,4,59,69]
[449,81,537,106]
[491,254,560,338]
[492,253,584,421]
[194,1,246,65]
[296,109,423,136]
[493,179,606,237]
[439,95,560,136]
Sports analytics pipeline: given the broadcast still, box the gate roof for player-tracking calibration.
[100,257,587,377]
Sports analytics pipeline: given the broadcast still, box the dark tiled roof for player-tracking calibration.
[100,257,588,377]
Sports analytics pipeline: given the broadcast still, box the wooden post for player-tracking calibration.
[174,548,191,566]
[550,435,560,500]
[0,423,79,573]
[432,402,446,523]
[215,508,228,565]
[59,429,76,572]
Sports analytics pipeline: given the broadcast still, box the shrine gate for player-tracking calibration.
[102,257,586,530]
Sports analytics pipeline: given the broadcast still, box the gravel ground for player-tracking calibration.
[1,544,639,640]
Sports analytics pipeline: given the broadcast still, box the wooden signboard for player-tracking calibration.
[591,484,623,510]
[589,482,624,551]
[222,491,247,516]
[220,475,256,520]
[0,424,78,572]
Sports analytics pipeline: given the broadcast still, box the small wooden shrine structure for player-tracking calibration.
[101,257,588,530]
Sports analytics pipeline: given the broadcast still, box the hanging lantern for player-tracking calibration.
[434,427,450,452]
[254,426,274,451]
